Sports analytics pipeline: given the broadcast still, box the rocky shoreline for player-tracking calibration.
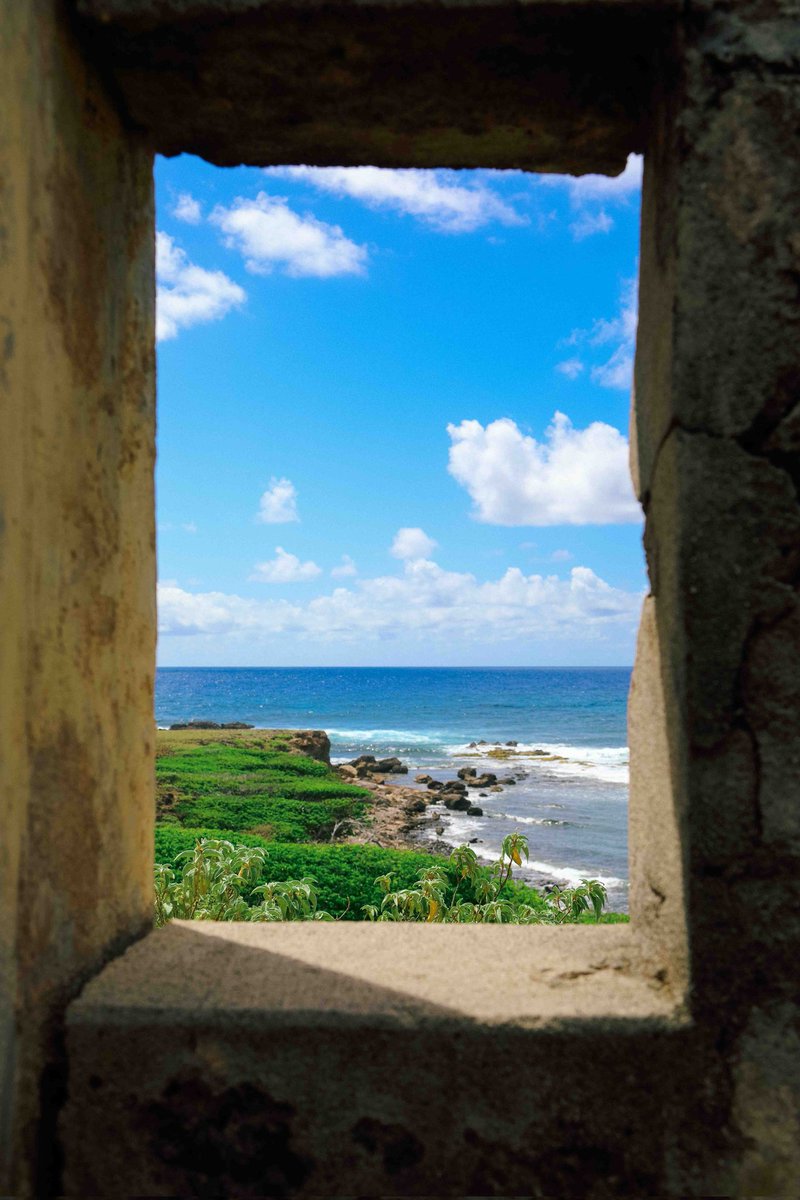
[333,751,527,858]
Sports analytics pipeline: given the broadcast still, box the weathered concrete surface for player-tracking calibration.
[3,0,799,1193]
[0,2,155,1193]
[73,0,677,172]
[633,1,800,1192]
[63,921,688,1196]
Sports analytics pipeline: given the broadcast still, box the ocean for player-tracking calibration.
[156,667,630,911]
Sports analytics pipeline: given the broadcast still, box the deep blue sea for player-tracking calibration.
[156,667,630,910]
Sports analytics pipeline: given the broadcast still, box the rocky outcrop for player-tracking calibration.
[169,720,255,730]
[347,755,408,777]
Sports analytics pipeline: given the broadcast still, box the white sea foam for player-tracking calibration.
[424,820,626,890]
[327,727,444,745]
[446,740,629,785]
[528,860,627,889]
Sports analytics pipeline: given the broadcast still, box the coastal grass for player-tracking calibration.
[154,729,629,922]
[156,733,368,843]
[156,826,448,918]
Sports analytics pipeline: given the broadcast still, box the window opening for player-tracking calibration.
[154,155,645,925]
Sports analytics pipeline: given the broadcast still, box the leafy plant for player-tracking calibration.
[154,838,332,925]
[363,834,607,924]
[154,833,609,926]
[154,827,547,919]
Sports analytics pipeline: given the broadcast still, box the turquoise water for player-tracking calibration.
[156,667,631,909]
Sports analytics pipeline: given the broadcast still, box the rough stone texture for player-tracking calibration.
[63,921,687,1196]
[73,0,678,173]
[3,0,800,1194]
[0,3,155,1193]
[633,1,800,1191]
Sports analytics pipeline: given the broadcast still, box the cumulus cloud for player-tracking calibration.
[211,192,367,278]
[158,560,641,645]
[447,413,640,526]
[172,193,202,224]
[331,554,358,578]
[250,547,322,583]
[540,153,642,240]
[556,358,584,380]
[390,528,438,560]
[266,166,527,234]
[257,477,299,524]
[156,231,245,342]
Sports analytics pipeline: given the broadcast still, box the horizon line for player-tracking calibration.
[156,663,635,670]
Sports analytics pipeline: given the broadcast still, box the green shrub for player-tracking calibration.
[155,826,445,917]
[153,830,607,923]
[364,834,607,924]
[155,839,331,925]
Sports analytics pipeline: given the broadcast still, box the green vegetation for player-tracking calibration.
[156,825,452,918]
[154,730,627,924]
[155,835,612,925]
[157,734,368,843]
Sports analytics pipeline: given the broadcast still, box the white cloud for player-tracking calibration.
[172,193,202,224]
[558,277,638,392]
[542,153,643,205]
[250,547,322,583]
[390,527,438,560]
[211,192,367,278]
[590,277,638,391]
[540,153,642,241]
[570,209,613,240]
[266,166,527,234]
[156,231,245,342]
[551,548,573,562]
[331,554,358,578]
[158,560,642,645]
[556,358,584,380]
[447,413,640,526]
[257,478,300,524]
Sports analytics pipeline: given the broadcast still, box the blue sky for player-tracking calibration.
[155,155,645,666]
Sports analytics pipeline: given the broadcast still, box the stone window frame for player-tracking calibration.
[4,0,797,1193]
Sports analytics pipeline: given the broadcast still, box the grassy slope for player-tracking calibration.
[157,729,369,843]
[155,729,450,919]
[155,729,628,922]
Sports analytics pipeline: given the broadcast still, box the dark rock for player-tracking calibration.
[451,796,472,812]
[457,767,477,780]
[222,721,255,729]
[501,777,517,785]
[490,785,503,792]
[467,773,497,788]
[405,799,427,814]
[375,757,407,774]
[170,720,221,729]
[426,780,444,791]
[467,805,483,816]
[350,755,377,767]
[441,781,467,795]
[415,774,433,784]
[505,740,518,746]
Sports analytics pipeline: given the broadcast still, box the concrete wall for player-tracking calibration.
[2,0,799,1194]
[0,3,155,1192]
